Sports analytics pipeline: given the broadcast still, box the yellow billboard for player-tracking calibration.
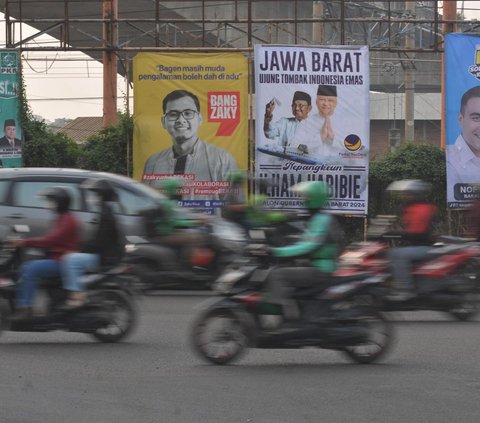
[133,52,248,214]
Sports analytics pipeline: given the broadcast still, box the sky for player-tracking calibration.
[1,1,480,122]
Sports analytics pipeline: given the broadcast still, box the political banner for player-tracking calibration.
[0,50,22,168]
[254,44,370,215]
[133,52,248,214]
[445,33,480,209]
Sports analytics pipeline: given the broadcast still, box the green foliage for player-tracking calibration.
[22,131,81,168]
[77,113,133,176]
[369,142,446,217]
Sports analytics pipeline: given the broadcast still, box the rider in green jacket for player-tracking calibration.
[268,181,342,320]
[143,178,210,268]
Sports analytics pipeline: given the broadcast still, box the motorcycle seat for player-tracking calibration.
[418,244,470,262]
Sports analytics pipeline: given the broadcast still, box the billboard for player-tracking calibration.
[254,44,370,215]
[445,33,480,208]
[0,50,22,168]
[133,52,249,214]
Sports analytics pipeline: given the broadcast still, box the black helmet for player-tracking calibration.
[38,186,71,213]
[81,178,117,202]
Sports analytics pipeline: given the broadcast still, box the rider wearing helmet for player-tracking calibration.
[222,170,248,223]
[158,177,184,202]
[222,172,288,229]
[60,178,124,308]
[267,181,342,320]
[385,179,438,300]
[143,178,211,269]
[11,187,81,320]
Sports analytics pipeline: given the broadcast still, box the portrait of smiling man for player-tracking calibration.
[447,85,480,191]
[142,89,238,196]
[263,90,312,150]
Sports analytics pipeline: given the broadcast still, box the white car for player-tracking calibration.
[0,167,167,241]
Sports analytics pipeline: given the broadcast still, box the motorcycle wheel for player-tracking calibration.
[448,267,479,321]
[342,309,393,364]
[89,290,137,343]
[0,298,8,334]
[448,292,479,321]
[191,308,250,365]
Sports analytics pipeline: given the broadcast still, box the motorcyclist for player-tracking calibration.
[10,187,81,320]
[266,181,342,321]
[223,172,290,231]
[222,170,248,224]
[159,177,184,203]
[142,178,211,269]
[385,179,438,300]
[60,178,124,309]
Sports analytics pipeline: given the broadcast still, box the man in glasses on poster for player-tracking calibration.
[143,89,238,188]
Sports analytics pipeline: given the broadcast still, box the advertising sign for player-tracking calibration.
[133,52,248,214]
[445,33,480,208]
[0,50,22,168]
[254,44,369,214]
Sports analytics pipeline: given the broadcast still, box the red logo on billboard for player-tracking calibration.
[207,92,240,136]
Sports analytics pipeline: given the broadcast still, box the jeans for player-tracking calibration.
[17,259,61,307]
[389,246,433,290]
[61,253,100,292]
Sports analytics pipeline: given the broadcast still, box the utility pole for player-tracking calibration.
[312,1,325,44]
[103,0,118,127]
[404,1,416,142]
[441,0,457,150]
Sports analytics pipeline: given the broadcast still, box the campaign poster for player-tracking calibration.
[254,44,370,215]
[0,50,22,168]
[445,34,480,209]
[133,52,248,214]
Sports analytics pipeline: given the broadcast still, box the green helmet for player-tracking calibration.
[157,178,183,198]
[290,181,330,210]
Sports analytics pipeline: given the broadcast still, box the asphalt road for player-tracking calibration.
[0,294,479,423]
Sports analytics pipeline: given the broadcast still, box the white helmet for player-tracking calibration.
[386,179,431,194]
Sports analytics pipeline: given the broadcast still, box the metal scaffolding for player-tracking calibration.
[0,1,475,127]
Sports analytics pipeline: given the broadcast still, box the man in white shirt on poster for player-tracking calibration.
[292,84,343,161]
[447,86,480,195]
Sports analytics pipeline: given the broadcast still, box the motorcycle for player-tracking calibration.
[337,217,480,321]
[190,245,394,365]
[0,226,139,342]
[124,217,248,291]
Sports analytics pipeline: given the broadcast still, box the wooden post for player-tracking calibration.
[103,0,118,127]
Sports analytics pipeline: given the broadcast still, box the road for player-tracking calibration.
[0,294,479,423]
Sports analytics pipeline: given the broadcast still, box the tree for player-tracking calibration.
[369,142,446,218]
[22,130,80,168]
[77,113,133,175]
